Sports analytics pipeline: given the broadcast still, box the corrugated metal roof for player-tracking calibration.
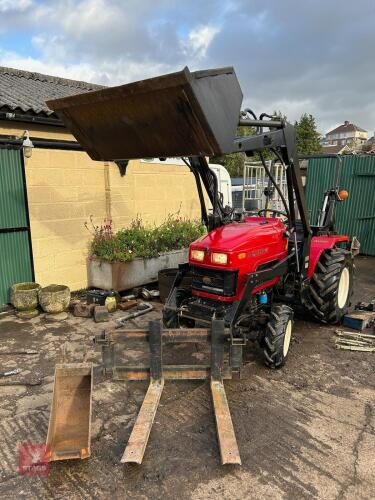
[0,66,105,117]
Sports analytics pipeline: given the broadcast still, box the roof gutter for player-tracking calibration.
[0,110,65,127]
[0,135,82,151]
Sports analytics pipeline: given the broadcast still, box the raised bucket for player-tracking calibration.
[47,66,243,160]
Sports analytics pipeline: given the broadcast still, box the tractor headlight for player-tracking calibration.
[211,252,228,265]
[191,249,205,261]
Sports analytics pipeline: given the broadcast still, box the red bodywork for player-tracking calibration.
[189,216,349,302]
[189,217,288,302]
[308,234,349,279]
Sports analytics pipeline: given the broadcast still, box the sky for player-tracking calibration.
[1,0,374,135]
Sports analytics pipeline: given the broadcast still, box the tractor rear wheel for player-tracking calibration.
[305,248,353,324]
[263,304,294,369]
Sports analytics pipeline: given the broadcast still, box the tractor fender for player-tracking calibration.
[308,235,349,279]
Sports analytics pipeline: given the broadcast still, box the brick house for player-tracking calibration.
[0,66,202,304]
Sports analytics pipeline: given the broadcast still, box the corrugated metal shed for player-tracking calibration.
[305,155,375,255]
[0,148,28,229]
[0,148,33,305]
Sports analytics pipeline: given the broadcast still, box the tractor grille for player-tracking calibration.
[191,266,238,297]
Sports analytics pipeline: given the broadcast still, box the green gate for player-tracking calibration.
[305,155,375,255]
[0,147,34,305]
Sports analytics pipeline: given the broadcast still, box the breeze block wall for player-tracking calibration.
[24,151,201,290]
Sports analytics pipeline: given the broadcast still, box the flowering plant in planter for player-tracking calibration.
[85,215,205,263]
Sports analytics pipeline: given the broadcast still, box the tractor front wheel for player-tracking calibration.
[263,304,294,369]
[305,248,354,324]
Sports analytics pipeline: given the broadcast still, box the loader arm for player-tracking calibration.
[232,119,312,279]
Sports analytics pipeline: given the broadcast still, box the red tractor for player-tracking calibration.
[163,152,353,369]
[47,66,355,464]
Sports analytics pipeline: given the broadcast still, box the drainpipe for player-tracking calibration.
[104,162,112,219]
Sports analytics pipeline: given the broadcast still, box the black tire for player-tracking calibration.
[305,248,354,324]
[263,304,294,369]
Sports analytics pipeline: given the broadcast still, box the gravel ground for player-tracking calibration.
[0,256,374,500]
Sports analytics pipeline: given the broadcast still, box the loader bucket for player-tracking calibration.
[47,66,243,160]
[46,363,93,461]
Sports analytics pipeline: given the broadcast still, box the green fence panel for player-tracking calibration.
[305,155,375,255]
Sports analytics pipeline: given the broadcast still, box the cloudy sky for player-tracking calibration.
[1,0,374,134]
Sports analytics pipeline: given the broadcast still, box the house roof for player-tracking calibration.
[327,121,367,136]
[321,144,351,155]
[0,66,104,117]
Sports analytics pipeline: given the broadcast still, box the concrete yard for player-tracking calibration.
[0,256,374,499]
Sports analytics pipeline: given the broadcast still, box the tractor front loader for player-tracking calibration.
[45,67,355,465]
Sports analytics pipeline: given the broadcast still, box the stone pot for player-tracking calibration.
[39,284,71,320]
[10,282,41,319]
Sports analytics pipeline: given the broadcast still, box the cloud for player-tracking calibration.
[0,0,33,13]
[0,47,174,86]
[0,0,375,133]
[183,25,220,60]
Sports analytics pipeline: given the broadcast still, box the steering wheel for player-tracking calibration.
[258,208,288,220]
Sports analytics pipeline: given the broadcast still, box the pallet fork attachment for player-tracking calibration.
[96,320,241,465]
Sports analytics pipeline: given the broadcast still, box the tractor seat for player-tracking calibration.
[294,219,331,239]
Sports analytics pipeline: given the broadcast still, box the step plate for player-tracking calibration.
[211,380,241,465]
[121,379,164,464]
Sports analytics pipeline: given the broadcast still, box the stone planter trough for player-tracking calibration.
[87,249,188,291]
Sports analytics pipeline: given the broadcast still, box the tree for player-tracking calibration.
[294,113,322,156]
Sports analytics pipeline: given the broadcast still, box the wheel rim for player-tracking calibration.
[283,320,292,357]
[337,267,350,309]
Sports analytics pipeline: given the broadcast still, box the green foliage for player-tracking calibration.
[294,113,322,156]
[86,215,206,263]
